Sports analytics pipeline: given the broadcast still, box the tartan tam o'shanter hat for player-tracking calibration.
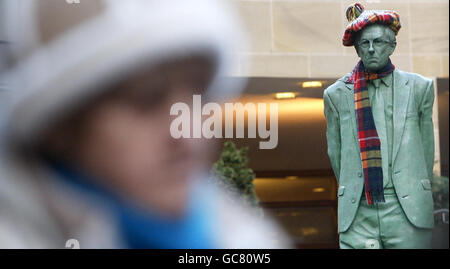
[342,2,401,46]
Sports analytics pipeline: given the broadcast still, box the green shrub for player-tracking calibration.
[210,141,260,208]
[432,175,449,210]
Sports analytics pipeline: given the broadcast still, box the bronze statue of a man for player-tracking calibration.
[324,3,435,248]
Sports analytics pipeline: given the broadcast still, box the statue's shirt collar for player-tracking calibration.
[372,72,392,87]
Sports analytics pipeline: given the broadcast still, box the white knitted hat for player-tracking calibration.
[1,0,246,148]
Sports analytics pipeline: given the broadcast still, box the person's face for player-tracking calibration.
[60,57,217,217]
[355,24,396,72]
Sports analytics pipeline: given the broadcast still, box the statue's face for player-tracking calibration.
[355,24,396,72]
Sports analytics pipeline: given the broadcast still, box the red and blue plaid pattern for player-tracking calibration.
[346,59,395,205]
[343,10,401,46]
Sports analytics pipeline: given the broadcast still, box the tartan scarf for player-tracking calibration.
[346,59,395,205]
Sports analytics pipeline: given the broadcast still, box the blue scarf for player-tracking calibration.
[45,158,216,249]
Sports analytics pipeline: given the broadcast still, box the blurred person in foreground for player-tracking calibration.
[0,0,289,248]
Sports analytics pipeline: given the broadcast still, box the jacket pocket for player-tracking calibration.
[338,186,345,197]
[421,179,431,190]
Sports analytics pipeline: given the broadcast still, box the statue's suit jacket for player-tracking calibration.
[323,69,435,233]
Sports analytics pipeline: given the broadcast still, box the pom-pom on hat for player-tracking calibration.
[342,2,401,46]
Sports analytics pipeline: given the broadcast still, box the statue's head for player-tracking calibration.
[342,3,401,72]
[354,24,397,72]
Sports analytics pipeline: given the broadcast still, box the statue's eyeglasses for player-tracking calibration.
[358,38,396,49]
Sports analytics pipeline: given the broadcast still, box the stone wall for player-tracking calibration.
[227,0,449,79]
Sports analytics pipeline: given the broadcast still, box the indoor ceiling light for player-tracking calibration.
[301,81,323,88]
[312,187,326,193]
[275,92,297,99]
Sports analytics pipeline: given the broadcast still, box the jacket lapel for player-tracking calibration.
[344,82,358,144]
[392,69,410,164]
